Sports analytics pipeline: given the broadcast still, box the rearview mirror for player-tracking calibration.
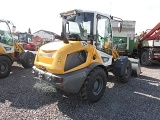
[118,22,122,32]
[12,26,16,33]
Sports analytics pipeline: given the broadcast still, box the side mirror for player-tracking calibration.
[118,22,122,32]
[12,26,16,33]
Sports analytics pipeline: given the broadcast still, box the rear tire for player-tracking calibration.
[118,60,132,83]
[0,56,11,79]
[22,52,35,68]
[79,67,107,103]
[140,50,151,66]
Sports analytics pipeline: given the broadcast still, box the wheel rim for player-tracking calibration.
[92,76,103,95]
[0,62,8,73]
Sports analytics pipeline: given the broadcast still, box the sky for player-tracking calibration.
[1,0,160,35]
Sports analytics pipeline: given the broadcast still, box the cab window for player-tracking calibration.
[0,21,13,46]
[96,15,112,51]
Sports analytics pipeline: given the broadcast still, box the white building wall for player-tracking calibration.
[33,30,55,41]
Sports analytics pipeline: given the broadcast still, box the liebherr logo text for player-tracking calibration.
[39,52,54,57]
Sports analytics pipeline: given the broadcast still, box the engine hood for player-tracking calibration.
[40,41,65,52]
[39,40,85,53]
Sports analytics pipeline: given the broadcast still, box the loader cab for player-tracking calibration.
[18,33,33,43]
[0,20,14,46]
[18,32,37,51]
[0,20,15,53]
[60,10,122,55]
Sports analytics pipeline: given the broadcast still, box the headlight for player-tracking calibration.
[101,57,109,63]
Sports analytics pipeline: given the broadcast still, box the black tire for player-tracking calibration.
[0,56,11,79]
[79,67,107,103]
[22,52,35,68]
[140,50,151,66]
[118,60,132,83]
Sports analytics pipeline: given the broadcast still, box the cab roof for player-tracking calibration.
[60,9,111,18]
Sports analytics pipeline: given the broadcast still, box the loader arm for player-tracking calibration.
[14,41,24,53]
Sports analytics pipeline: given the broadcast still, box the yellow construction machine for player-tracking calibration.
[32,10,141,102]
[0,19,35,78]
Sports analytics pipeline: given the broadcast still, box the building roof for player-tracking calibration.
[33,29,61,40]
[33,30,59,36]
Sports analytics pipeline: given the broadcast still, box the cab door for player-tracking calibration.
[95,14,113,66]
[96,14,112,53]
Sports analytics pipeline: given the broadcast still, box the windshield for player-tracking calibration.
[18,33,33,42]
[0,21,13,46]
[66,21,91,34]
[65,12,94,40]
[18,33,26,42]
[27,34,33,43]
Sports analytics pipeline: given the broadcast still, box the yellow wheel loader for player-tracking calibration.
[32,10,141,102]
[0,19,35,78]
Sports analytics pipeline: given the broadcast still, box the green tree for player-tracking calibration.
[28,28,31,34]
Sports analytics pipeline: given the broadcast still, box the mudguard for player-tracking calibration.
[114,56,130,76]
[87,62,108,76]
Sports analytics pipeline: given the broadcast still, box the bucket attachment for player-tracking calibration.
[128,58,141,77]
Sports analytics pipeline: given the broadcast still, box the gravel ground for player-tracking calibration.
[0,63,160,120]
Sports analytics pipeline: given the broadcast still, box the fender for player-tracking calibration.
[114,56,130,76]
[86,62,108,77]
[0,54,13,64]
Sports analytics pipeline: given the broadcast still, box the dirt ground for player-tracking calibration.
[0,63,160,120]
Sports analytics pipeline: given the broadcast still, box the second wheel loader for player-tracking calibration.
[32,9,141,102]
[0,19,35,78]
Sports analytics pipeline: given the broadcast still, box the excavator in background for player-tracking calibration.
[137,23,160,65]
[18,32,37,51]
[32,9,141,103]
[0,19,35,78]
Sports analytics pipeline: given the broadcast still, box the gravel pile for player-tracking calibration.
[0,63,160,120]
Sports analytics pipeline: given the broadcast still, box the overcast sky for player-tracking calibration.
[1,0,160,35]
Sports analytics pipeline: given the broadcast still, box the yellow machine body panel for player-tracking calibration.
[34,41,102,74]
[0,45,6,54]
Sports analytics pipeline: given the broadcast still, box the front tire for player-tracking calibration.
[22,52,35,68]
[118,60,132,83]
[0,56,11,79]
[79,67,107,103]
